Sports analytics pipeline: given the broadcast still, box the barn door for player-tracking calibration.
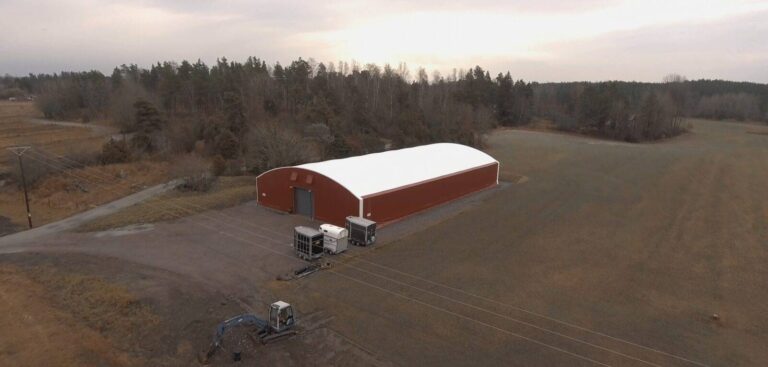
[293,188,314,218]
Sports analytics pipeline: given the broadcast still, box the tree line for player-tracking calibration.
[2,60,767,173]
[6,59,535,173]
[534,75,768,141]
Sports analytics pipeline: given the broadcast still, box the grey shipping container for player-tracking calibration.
[345,216,376,246]
[294,226,324,260]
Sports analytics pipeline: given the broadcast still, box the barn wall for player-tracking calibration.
[362,163,498,224]
[256,167,359,225]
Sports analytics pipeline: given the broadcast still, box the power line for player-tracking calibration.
[28,149,709,366]
[329,269,614,367]
[334,254,709,367]
[143,169,706,367]
[24,151,626,366]
[31,148,706,366]
[86,165,701,367]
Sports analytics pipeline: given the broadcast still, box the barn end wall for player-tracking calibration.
[256,167,359,225]
[361,162,499,224]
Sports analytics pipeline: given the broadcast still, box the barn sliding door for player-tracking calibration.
[293,188,314,218]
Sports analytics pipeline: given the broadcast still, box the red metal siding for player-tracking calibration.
[361,163,498,224]
[256,167,359,225]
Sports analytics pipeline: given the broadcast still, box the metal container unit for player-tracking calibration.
[320,224,349,254]
[345,216,376,246]
[293,226,324,260]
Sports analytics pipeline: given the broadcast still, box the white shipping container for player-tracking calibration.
[320,224,349,254]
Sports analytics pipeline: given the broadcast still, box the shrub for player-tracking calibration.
[165,115,204,154]
[211,155,226,177]
[99,139,131,165]
[129,132,152,153]
[214,130,240,159]
[170,154,215,192]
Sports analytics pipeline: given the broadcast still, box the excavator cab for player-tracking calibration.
[201,301,297,363]
[269,301,295,333]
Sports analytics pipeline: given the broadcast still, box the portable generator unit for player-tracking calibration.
[345,216,377,246]
[293,226,324,260]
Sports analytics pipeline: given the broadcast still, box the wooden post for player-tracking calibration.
[7,146,33,228]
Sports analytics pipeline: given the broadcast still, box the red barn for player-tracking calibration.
[256,143,499,226]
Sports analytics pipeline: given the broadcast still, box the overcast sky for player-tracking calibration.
[1,0,767,82]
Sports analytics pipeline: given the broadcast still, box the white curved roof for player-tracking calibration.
[297,143,498,198]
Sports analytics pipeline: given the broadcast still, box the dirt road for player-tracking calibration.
[0,180,178,246]
[1,118,766,366]
[25,117,117,136]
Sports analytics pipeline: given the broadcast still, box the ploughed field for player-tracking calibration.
[278,119,768,366]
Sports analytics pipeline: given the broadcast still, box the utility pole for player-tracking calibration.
[7,146,33,229]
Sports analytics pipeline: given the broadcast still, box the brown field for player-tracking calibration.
[0,117,767,366]
[0,101,169,233]
[0,101,105,171]
[0,253,243,367]
[279,118,768,366]
[0,160,170,233]
[77,176,256,232]
[0,264,142,367]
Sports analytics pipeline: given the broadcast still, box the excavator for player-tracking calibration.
[201,301,296,364]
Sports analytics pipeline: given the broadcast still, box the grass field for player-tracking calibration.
[276,118,768,366]
[1,118,767,366]
[0,101,169,233]
[0,101,105,172]
[0,161,170,233]
[0,264,153,367]
[77,176,256,232]
[0,252,243,367]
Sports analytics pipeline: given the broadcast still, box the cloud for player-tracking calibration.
[526,9,768,82]
[0,0,766,82]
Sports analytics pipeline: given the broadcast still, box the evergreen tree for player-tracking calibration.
[222,91,247,137]
[110,68,122,91]
[130,99,165,152]
[215,129,240,159]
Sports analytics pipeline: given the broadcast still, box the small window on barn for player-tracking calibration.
[290,172,298,181]
[305,175,314,184]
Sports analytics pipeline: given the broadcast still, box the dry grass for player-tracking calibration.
[0,161,169,229]
[0,101,153,231]
[0,101,105,172]
[0,264,155,367]
[78,176,255,232]
[25,265,160,339]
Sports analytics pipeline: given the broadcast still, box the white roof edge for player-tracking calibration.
[256,165,364,200]
[296,143,498,198]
